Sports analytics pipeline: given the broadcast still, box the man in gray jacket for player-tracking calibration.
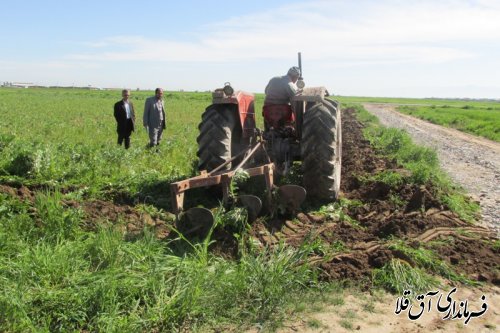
[262,66,301,131]
[264,66,301,106]
[143,88,166,147]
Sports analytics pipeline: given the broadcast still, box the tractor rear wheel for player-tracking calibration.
[301,102,341,200]
[197,104,242,171]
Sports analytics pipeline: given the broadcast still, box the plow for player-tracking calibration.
[170,54,341,236]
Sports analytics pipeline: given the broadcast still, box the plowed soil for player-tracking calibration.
[247,108,499,285]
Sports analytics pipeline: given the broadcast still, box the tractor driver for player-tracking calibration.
[262,66,301,133]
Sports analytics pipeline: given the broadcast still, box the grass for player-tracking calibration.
[396,104,500,142]
[330,296,345,307]
[362,300,376,313]
[0,88,491,331]
[0,88,269,210]
[372,259,439,295]
[307,318,324,329]
[0,88,325,331]
[388,240,477,286]
[358,170,405,188]
[336,95,500,108]
[336,95,500,141]
[0,86,315,332]
[0,191,320,332]
[315,198,363,226]
[0,88,258,207]
[339,319,354,330]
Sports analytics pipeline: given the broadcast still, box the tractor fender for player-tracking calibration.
[212,90,256,138]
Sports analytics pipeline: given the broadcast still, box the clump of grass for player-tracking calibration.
[372,259,439,295]
[298,235,347,259]
[218,206,249,236]
[307,318,324,329]
[339,319,354,330]
[362,300,376,313]
[5,150,36,177]
[316,198,362,225]
[388,193,406,207]
[34,190,83,243]
[364,127,440,185]
[230,169,250,196]
[330,296,345,306]
[441,192,480,223]
[389,240,477,285]
[358,170,405,188]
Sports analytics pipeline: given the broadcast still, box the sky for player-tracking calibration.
[1,0,499,98]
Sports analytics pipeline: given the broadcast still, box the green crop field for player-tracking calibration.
[336,95,500,107]
[0,88,486,332]
[396,104,500,142]
[1,87,319,332]
[0,88,264,204]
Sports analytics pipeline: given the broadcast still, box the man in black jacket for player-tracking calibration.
[114,89,135,149]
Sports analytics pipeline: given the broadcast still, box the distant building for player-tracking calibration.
[2,82,41,88]
[10,82,35,88]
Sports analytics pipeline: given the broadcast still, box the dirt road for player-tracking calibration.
[363,103,500,235]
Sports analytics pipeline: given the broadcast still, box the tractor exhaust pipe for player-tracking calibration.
[296,52,305,89]
[298,52,303,80]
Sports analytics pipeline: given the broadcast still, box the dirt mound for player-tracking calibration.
[0,184,171,240]
[66,200,171,239]
[0,184,34,201]
[434,237,500,284]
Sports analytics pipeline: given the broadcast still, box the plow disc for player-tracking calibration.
[278,185,307,212]
[236,195,262,223]
[176,207,214,239]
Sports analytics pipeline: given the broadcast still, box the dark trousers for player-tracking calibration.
[117,119,134,149]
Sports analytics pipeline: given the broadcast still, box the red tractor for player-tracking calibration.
[171,54,341,231]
